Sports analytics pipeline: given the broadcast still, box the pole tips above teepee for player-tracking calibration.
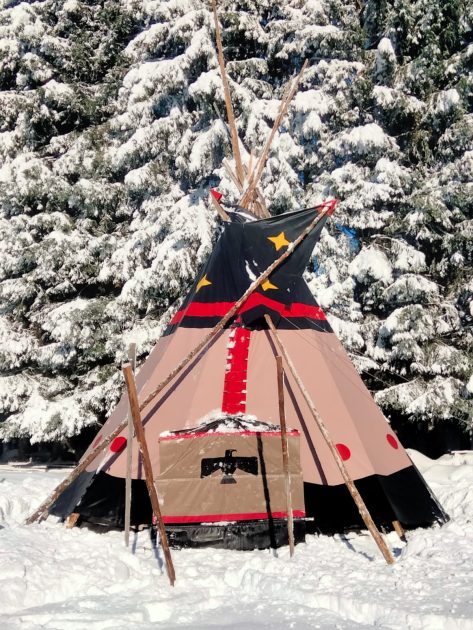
[209,1,310,220]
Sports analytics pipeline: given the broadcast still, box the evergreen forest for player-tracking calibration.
[0,0,471,456]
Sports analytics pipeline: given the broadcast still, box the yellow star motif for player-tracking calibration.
[196,275,212,292]
[267,231,291,251]
[262,279,278,291]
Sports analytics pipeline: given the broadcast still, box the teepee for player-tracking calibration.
[38,204,447,532]
[27,1,447,574]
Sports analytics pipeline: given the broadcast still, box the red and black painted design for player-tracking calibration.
[222,327,251,414]
[162,510,306,524]
[164,205,334,335]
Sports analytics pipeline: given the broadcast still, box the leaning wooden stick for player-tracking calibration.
[243,163,269,219]
[248,151,254,182]
[212,107,265,217]
[66,512,80,529]
[26,201,335,526]
[223,157,242,190]
[211,0,245,186]
[122,363,176,586]
[276,356,295,557]
[392,520,406,542]
[240,60,308,209]
[265,315,395,566]
[124,342,136,547]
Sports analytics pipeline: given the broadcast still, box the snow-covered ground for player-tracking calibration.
[1,450,472,630]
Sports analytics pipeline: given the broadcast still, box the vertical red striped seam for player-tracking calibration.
[221,327,251,414]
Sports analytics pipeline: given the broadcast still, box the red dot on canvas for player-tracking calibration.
[387,434,399,449]
[110,436,127,453]
[336,443,351,461]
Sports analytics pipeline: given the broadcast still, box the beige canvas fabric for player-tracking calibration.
[247,329,412,484]
[85,325,410,487]
[156,431,305,521]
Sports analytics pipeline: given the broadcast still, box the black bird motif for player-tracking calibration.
[200,449,258,484]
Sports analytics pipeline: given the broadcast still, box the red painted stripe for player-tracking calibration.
[223,371,247,381]
[223,380,248,394]
[226,357,248,371]
[222,328,251,414]
[221,395,246,410]
[163,510,306,523]
[159,429,300,441]
[170,294,327,324]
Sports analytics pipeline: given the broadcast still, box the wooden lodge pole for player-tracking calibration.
[222,158,269,219]
[392,520,406,542]
[211,0,245,187]
[239,60,308,209]
[124,343,136,547]
[25,201,335,526]
[276,356,295,557]
[66,512,80,529]
[248,151,254,182]
[265,315,395,566]
[122,363,176,586]
[242,163,269,219]
[224,157,270,218]
[223,157,243,191]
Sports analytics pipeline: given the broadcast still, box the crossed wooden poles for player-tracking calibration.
[210,0,308,221]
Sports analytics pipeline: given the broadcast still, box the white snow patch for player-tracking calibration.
[0,453,473,628]
[433,89,461,115]
[377,37,396,59]
[349,247,393,284]
[293,89,333,116]
[335,123,398,156]
[465,374,473,393]
[160,412,284,437]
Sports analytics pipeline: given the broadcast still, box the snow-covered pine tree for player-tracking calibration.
[0,0,471,454]
[347,0,473,435]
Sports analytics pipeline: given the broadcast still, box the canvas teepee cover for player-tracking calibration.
[50,205,448,532]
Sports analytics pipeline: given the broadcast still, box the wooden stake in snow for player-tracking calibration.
[124,343,136,548]
[66,512,80,529]
[211,0,245,187]
[122,363,176,586]
[392,520,406,542]
[276,356,295,557]
[25,201,335,526]
[265,315,395,566]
